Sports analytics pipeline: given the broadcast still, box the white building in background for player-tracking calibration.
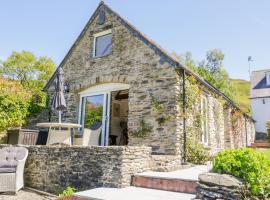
[250,69,270,134]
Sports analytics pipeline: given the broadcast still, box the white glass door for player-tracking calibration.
[80,93,110,146]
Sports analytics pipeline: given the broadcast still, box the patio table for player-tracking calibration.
[36,123,81,145]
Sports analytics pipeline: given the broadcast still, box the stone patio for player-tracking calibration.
[74,165,211,199]
[0,189,56,200]
[134,165,211,181]
[74,187,196,200]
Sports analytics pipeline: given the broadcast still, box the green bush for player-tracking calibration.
[0,79,31,132]
[213,148,270,198]
[0,51,55,133]
[58,186,76,197]
[186,140,211,164]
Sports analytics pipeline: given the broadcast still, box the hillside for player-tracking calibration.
[231,79,251,114]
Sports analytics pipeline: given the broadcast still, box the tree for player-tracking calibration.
[202,49,235,99]
[173,49,236,100]
[205,49,224,73]
[0,51,55,133]
[1,51,55,89]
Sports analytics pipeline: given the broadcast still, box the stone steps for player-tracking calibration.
[131,165,209,194]
[250,140,270,148]
[131,175,198,194]
[72,165,209,199]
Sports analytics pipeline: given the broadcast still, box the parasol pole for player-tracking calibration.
[59,110,61,123]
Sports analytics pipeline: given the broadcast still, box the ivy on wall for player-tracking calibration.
[151,95,175,126]
[130,119,152,138]
[231,109,244,148]
[177,71,211,164]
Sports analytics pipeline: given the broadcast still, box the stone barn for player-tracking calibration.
[41,2,255,165]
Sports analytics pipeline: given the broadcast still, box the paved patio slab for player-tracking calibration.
[75,186,196,200]
[134,165,211,181]
[0,189,55,200]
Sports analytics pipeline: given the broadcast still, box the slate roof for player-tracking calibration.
[250,69,270,98]
[44,1,253,120]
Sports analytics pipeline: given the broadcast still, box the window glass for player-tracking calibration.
[201,96,209,145]
[82,95,104,129]
[95,33,112,57]
[81,95,104,145]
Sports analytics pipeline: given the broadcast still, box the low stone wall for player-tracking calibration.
[196,173,245,200]
[150,155,183,172]
[0,145,151,194]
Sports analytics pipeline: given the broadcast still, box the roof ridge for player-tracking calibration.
[102,3,253,119]
[252,68,270,73]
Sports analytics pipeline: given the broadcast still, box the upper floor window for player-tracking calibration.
[93,30,112,58]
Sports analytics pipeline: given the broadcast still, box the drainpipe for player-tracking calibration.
[244,116,248,147]
[182,69,187,164]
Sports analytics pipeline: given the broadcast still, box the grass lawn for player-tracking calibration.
[231,79,251,114]
[257,148,270,159]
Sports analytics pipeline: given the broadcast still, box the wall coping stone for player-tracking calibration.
[198,173,243,188]
[197,172,245,200]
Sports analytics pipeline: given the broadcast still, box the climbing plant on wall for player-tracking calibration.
[130,119,152,138]
[150,95,175,126]
[231,109,244,148]
[177,70,211,164]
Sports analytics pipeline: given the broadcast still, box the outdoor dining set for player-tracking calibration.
[0,67,102,194]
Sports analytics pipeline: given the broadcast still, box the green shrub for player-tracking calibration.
[213,148,270,198]
[0,79,31,132]
[186,140,211,164]
[58,186,76,197]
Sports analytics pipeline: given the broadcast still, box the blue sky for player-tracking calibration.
[1,0,270,81]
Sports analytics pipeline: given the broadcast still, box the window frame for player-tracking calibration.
[92,29,112,58]
[201,95,209,146]
[78,83,130,145]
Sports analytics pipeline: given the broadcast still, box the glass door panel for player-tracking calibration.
[82,94,105,146]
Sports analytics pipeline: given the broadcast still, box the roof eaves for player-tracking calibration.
[103,3,254,121]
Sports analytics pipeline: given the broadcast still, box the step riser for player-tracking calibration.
[132,176,197,194]
[250,144,270,148]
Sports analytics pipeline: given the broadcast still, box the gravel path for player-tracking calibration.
[0,189,56,200]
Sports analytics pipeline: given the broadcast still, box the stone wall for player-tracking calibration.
[182,77,255,156]
[196,173,245,200]
[207,95,225,154]
[35,3,256,158]
[10,145,151,194]
[150,155,182,172]
[45,4,180,156]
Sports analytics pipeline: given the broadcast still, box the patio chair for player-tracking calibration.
[82,127,101,146]
[46,128,71,145]
[0,147,28,193]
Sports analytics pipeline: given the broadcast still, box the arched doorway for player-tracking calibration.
[78,83,130,146]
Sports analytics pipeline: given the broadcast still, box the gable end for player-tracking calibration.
[44,2,253,121]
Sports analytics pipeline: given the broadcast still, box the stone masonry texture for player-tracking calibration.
[196,173,245,200]
[35,3,255,157]
[7,145,151,194]
[45,4,180,156]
